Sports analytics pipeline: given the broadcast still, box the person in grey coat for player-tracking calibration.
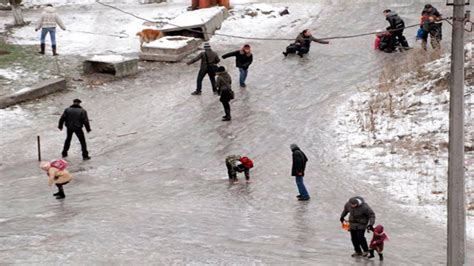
[340,196,376,257]
[187,43,220,95]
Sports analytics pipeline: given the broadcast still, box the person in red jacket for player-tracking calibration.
[368,224,389,261]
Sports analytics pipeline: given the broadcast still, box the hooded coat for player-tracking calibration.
[217,71,233,102]
[35,6,66,30]
[222,50,253,69]
[58,104,91,131]
[294,33,329,48]
[340,196,376,230]
[291,145,308,176]
[386,11,405,31]
[369,225,388,251]
[46,167,73,186]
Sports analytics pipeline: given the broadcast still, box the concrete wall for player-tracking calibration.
[0,78,66,109]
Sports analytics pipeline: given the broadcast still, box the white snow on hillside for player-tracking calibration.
[335,46,474,238]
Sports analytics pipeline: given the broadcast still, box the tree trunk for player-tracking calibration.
[11,4,25,26]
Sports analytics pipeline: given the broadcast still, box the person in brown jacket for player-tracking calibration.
[187,42,220,95]
[283,29,329,58]
[40,161,73,199]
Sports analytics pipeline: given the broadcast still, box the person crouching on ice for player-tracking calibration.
[283,29,329,58]
[368,224,389,261]
[40,161,72,199]
[225,155,254,184]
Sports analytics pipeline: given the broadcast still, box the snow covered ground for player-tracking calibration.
[334,44,474,238]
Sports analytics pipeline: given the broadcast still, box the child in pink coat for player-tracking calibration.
[368,224,389,261]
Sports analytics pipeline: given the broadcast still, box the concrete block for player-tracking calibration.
[83,55,138,78]
[139,36,202,62]
[0,78,66,109]
[160,6,228,41]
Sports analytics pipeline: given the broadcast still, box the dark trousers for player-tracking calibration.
[62,128,89,158]
[351,229,369,253]
[55,182,68,195]
[226,162,237,181]
[221,100,231,118]
[286,44,310,55]
[389,30,409,49]
[196,69,216,92]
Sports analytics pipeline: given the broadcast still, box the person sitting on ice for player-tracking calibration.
[225,155,254,184]
[40,160,72,199]
[368,224,389,261]
[283,29,329,58]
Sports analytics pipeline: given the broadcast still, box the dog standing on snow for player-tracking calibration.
[136,29,164,47]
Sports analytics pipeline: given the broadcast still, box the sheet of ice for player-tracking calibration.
[143,36,196,49]
[161,6,225,30]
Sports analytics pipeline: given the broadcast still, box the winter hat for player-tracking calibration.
[243,44,250,48]
[425,4,433,8]
[203,43,211,49]
[73,99,82,104]
[349,197,362,206]
[40,161,51,171]
[290,143,299,151]
[216,66,226,73]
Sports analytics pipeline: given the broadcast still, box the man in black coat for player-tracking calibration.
[216,66,233,121]
[187,42,220,95]
[383,9,409,52]
[222,44,253,88]
[340,196,376,257]
[58,99,91,160]
[290,144,310,201]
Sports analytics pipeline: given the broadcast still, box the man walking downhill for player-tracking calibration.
[35,4,66,56]
[58,99,91,160]
[216,66,234,121]
[187,43,220,95]
[340,196,376,258]
[222,44,253,88]
[290,144,310,201]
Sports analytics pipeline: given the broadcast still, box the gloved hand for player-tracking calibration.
[367,225,374,232]
[340,217,345,224]
[58,126,63,131]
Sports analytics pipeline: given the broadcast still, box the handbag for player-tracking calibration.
[229,89,235,100]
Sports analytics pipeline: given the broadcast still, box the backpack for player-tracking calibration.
[50,159,68,171]
[239,156,254,169]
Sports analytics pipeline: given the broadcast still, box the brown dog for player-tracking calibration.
[136,29,164,47]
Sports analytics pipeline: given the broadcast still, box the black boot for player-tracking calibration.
[55,191,65,199]
[52,45,58,56]
[379,253,384,261]
[282,51,288,57]
[297,52,304,58]
[53,192,60,196]
[39,44,45,55]
[368,250,375,259]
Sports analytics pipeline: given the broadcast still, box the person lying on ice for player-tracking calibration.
[283,29,329,58]
[225,155,254,184]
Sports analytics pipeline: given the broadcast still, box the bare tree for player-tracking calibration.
[9,0,25,26]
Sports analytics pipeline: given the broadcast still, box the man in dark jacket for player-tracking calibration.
[283,29,329,58]
[383,9,409,52]
[222,44,253,88]
[340,196,376,257]
[187,42,220,95]
[216,66,233,121]
[58,99,91,160]
[290,144,309,201]
[420,4,443,50]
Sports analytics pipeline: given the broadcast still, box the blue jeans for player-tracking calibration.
[295,176,310,199]
[239,67,248,87]
[40,27,56,45]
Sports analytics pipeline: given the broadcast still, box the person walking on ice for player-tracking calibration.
[222,44,253,88]
[58,99,91,160]
[40,160,72,199]
[216,66,234,121]
[290,144,310,201]
[368,224,389,261]
[225,155,254,184]
[283,29,329,58]
[35,4,66,56]
[187,43,220,95]
[340,196,376,257]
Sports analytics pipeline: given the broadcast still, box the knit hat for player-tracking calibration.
[203,43,211,49]
[349,197,362,206]
[40,161,51,171]
[290,143,299,151]
[216,66,226,73]
[73,99,82,104]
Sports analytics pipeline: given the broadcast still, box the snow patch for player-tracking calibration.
[161,6,225,29]
[89,54,130,63]
[143,36,197,49]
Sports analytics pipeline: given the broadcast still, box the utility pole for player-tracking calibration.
[447,0,466,265]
